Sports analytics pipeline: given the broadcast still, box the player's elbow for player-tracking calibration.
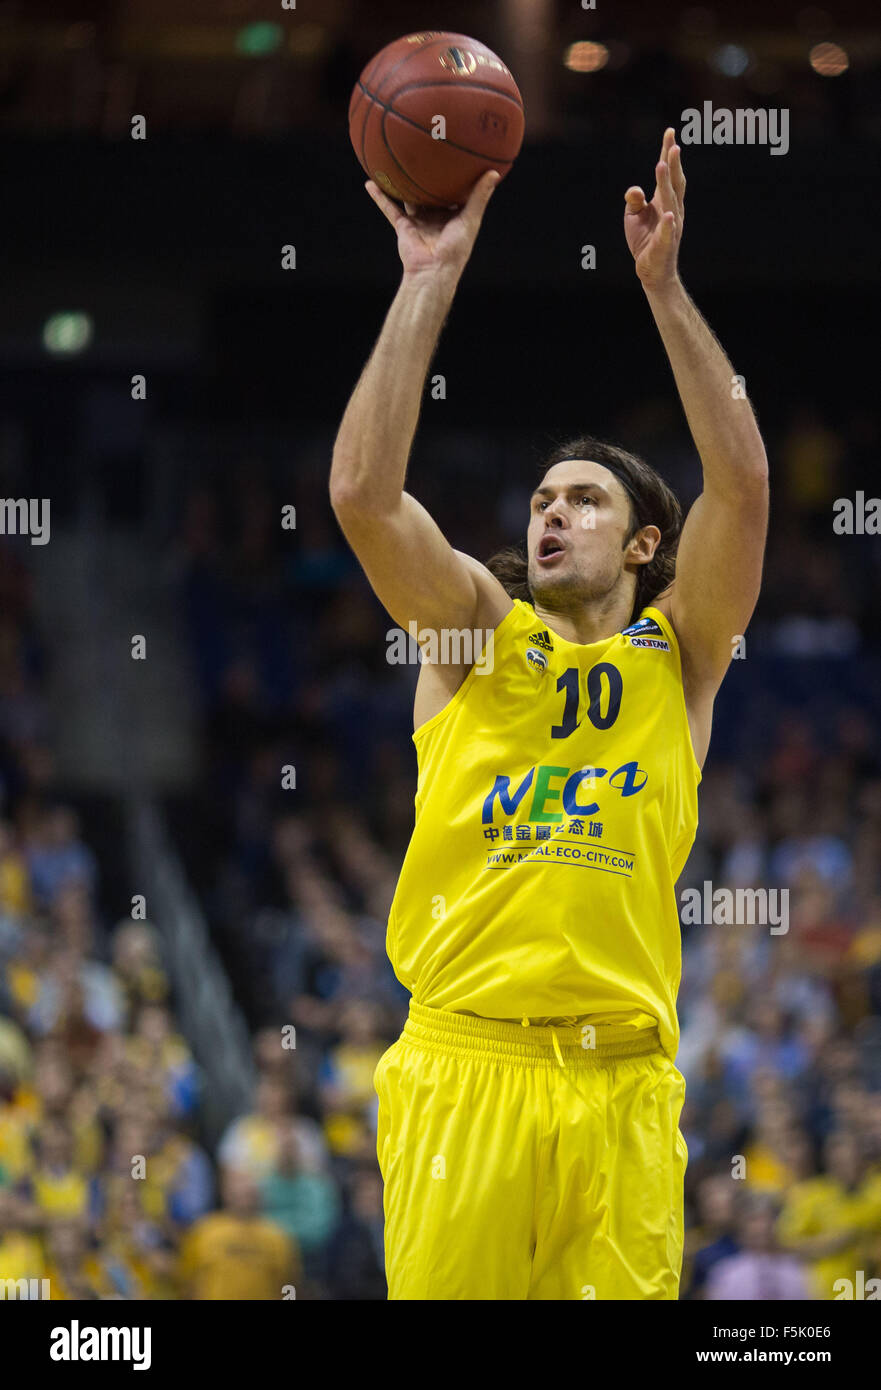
[329,467,368,519]
[330,468,399,527]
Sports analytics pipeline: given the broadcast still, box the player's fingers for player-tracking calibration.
[652,129,675,198]
[461,169,501,228]
[659,210,676,243]
[655,160,677,216]
[365,180,408,229]
[669,143,686,204]
[624,185,647,213]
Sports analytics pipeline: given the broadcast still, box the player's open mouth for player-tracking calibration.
[537,534,567,563]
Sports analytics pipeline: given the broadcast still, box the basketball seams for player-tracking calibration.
[359,87,374,177]
[356,83,523,172]
[369,34,514,101]
[348,50,383,124]
[360,79,524,113]
[384,109,518,172]
[349,86,370,166]
[369,36,452,103]
[351,50,389,171]
[355,86,516,170]
[378,106,442,204]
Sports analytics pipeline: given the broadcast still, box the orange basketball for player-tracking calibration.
[349,31,525,208]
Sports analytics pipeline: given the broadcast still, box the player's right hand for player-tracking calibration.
[364,169,500,281]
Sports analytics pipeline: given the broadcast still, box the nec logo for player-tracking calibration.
[482,760,647,823]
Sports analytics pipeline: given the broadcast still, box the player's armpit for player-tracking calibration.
[331,487,513,636]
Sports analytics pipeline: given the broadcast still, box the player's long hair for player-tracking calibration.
[486,436,683,623]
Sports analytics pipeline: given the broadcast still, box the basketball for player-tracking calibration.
[349,31,525,208]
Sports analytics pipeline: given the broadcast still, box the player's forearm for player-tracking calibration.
[643,278,768,495]
[330,270,459,514]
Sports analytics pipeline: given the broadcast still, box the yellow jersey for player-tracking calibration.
[178,1213,297,1300]
[777,1175,881,1299]
[387,600,701,1059]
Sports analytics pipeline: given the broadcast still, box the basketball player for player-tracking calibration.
[329,129,768,1299]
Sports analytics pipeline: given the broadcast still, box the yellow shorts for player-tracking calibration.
[374,1001,688,1300]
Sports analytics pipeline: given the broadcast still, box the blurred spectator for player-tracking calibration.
[217,1073,328,1180]
[21,1115,98,1225]
[777,1130,881,1299]
[259,1126,340,1263]
[683,1174,739,1300]
[98,1180,178,1299]
[0,1188,43,1284]
[44,1217,113,1300]
[318,999,387,1158]
[111,921,170,1014]
[326,1163,386,1301]
[177,1167,299,1300]
[0,821,31,921]
[781,406,844,518]
[28,945,124,1041]
[25,807,97,909]
[130,1004,200,1120]
[705,1192,811,1300]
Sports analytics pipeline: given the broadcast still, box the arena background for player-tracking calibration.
[0,0,879,1302]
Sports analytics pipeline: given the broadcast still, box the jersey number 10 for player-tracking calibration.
[551,663,622,739]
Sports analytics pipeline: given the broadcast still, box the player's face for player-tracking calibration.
[526,459,635,606]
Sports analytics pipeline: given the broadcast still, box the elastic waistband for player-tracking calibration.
[403,1000,662,1069]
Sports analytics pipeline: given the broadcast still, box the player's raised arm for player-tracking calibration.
[330,172,511,637]
[623,128,770,719]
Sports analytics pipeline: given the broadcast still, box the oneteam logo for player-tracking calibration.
[50,1321,152,1371]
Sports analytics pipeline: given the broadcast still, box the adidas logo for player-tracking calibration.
[528,629,554,652]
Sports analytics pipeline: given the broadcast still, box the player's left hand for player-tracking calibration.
[624,128,685,292]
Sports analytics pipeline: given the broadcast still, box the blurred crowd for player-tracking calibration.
[2,398,881,1298]
[0,533,385,1299]
[0,820,387,1298]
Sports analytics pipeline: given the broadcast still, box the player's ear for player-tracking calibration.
[627,524,661,565]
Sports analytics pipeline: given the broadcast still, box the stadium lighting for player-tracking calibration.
[42,312,93,355]
[564,42,610,73]
[711,44,751,77]
[235,23,284,57]
[809,42,849,76]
